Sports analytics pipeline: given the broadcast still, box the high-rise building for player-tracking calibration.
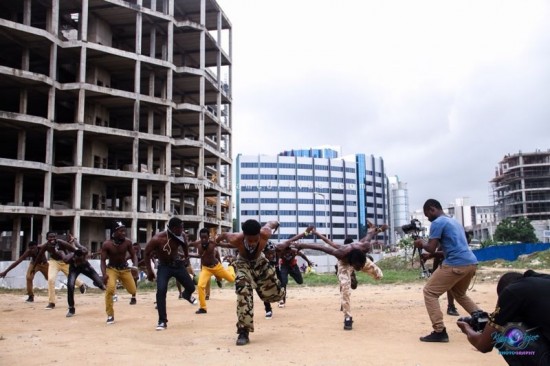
[492,150,550,241]
[0,0,233,259]
[236,148,389,246]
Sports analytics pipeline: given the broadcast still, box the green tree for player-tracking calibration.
[493,217,539,243]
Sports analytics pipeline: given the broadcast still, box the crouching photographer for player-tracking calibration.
[457,270,550,366]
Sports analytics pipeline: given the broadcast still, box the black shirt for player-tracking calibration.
[492,273,550,342]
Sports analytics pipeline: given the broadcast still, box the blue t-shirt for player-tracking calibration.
[429,215,477,266]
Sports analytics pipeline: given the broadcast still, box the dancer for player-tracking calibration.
[188,228,235,314]
[33,232,86,309]
[62,238,106,317]
[0,240,48,302]
[276,242,314,309]
[100,221,138,324]
[294,223,387,330]
[144,217,196,330]
[215,220,313,345]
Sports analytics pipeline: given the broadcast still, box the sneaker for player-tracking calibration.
[195,308,207,314]
[278,300,285,308]
[178,292,183,299]
[205,295,210,300]
[183,294,197,305]
[66,308,75,317]
[351,271,358,290]
[129,297,137,305]
[79,284,87,294]
[344,316,353,330]
[106,316,115,324]
[45,303,55,310]
[25,295,34,303]
[236,331,249,346]
[216,279,223,288]
[447,305,459,316]
[156,322,167,331]
[112,294,118,302]
[419,328,449,342]
[265,311,273,319]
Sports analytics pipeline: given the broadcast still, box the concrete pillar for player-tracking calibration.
[80,0,89,41]
[23,0,31,26]
[11,217,22,260]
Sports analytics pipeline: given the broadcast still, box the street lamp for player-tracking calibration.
[314,191,327,233]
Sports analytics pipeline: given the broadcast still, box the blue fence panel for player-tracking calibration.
[473,243,550,262]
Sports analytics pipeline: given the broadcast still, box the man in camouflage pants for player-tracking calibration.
[217,220,314,345]
[296,222,387,330]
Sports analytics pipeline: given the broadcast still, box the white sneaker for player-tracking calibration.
[278,300,285,308]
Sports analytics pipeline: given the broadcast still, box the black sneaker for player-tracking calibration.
[351,271,358,290]
[419,328,449,342]
[45,303,55,310]
[447,305,459,316]
[129,297,137,305]
[195,308,207,314]
[156,322,167,331]
[344,316,353,330]
[79,284,87,294]
[216,279,223,288]
[25,295,34,303]
[265,311,273,319]
[236,331,249,346]
[106,316,115,324]
[66,308,75,317]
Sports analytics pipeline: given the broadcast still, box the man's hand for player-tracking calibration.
[147,271,156,282]
[102,274,109,286]
[456,320,472,335]
[414,239,425,249]
[0,271,6,278]
[420,252,432,261]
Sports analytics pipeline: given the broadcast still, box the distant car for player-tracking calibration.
[469,239,482,249]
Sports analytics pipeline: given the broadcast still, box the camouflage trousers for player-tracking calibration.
[235,254,285,333]
[338,258,384,318]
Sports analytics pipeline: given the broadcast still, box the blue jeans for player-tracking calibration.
[156,261,195,323]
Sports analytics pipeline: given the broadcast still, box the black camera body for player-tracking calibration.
[401,219,422,234]
[458,310,490,332]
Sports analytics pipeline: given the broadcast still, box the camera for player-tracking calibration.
[458,310,490,332]
[401,219,422,234]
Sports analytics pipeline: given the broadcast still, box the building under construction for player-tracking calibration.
[0,0,233,259]
[492,150,550,241]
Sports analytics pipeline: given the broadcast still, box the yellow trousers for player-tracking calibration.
[47,259,84,304]
[197,263,235,310]
[105,267,136,317]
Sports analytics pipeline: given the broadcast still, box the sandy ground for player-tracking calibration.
[0,277,506,366]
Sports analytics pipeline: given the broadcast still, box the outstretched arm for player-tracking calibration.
[294,242,338,257]
[0,250,31,276]
[275,225,315,251]
[312,228,340,249]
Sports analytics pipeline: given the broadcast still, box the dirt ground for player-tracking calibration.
[0,277,507,366]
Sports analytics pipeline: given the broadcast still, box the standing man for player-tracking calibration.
[62,237,106,317]
[100,221,138,324]
[144,217,196,331]
[295,223,386,330]
[33,232,87,309]
[413,198,481,342]
[215,220,312,346]
[0,240,48,302]
[188,228,236,314]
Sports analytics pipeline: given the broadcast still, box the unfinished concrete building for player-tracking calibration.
[0,0,233,259]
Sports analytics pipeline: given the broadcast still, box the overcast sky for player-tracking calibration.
[217,0,550,211]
